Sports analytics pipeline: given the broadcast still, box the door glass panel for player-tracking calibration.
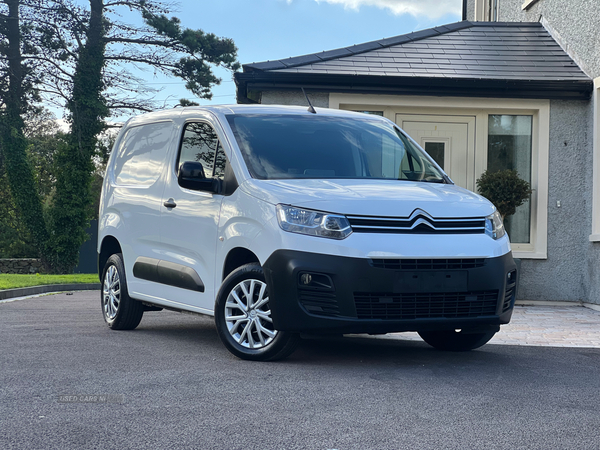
[179,122,220,178]
[487,115,532,243]
[424,142,445,169]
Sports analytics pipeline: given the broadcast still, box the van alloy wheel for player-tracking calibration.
[225,279,277,349]
[215,263,299,361]
[103,264,120,320]
[100,253,144,330]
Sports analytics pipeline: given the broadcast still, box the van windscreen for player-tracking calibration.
[225,114,445,182]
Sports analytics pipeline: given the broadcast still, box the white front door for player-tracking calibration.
[396,114,476,191]
[158,121,226,312]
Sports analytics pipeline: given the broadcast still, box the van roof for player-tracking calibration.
[125,104,387,125]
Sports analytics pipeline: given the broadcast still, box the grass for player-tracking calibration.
[0,274,99,290]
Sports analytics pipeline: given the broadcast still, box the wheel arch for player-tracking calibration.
[222,247,260,281]
[98,235,122,281]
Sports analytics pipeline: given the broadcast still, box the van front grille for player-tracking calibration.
[347,209,485,235]
[370,258,485,270]
[354,291,499,320]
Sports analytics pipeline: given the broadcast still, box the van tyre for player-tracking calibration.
[215,263,299,361]
[418,329,496,351]
[101,253,144,330]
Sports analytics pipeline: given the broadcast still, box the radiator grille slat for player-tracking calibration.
[370,258,485,270]
[347,211,486,235]
[354,291,499,320]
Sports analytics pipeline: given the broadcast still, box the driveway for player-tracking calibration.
[1,291,599,449]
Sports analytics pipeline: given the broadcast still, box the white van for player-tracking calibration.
[98,105,517,361]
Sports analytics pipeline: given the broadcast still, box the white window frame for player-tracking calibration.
[589,77,600,242]
[522,0,542,11]
[330,93,550,259]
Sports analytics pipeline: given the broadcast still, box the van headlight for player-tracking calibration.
[485,210,506,240]
[276,204,352,240]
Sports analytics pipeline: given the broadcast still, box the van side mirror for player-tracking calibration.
[178,161,219,193]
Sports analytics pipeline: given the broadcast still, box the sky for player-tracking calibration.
[126,0,463,109]
[57,0,463,122]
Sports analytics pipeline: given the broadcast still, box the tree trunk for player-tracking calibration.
[1,0,49,263]
[45,0,108,273]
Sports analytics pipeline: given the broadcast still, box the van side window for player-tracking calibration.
[113,122,172,186]
[179,122,224,179]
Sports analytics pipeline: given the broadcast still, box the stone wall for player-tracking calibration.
[518,99,594,302]
[0,259,43,274]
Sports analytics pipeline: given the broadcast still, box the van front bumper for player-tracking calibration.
[262,250,517,335]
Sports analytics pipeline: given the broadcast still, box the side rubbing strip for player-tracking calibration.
[133,257,205,292]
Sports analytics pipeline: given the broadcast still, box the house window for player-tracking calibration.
[332,94,550,259]
[491,0,499,21]
[424,142,445,169]
[487,115,533,244]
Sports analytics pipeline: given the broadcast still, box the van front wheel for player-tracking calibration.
[418,329,496,351]
[215,263,299,361]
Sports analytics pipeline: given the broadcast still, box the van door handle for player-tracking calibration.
[163,198,177,208]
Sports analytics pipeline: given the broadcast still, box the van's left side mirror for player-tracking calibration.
[178,161,219,193]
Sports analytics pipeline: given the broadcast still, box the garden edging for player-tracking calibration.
[0,283,101,301]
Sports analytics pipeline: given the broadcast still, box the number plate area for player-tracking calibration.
[394,271,468,293]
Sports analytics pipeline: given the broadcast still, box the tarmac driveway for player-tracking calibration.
[1,291,599,449]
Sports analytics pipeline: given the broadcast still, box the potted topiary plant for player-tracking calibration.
[476,169,532,220]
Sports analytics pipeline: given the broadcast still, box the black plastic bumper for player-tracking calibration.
[262,250,517,334]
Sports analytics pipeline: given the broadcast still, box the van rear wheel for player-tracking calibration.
[418,329,496,351]
[101,253,144,330]
[215,263,299,361]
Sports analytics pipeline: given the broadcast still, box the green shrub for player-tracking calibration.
[476,169,532,219]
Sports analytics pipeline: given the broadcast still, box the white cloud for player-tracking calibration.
[313,0,461,19]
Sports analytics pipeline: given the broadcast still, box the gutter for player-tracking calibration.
[235,71,593,103]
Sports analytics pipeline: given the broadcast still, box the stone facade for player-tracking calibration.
[519,100,593,301]
[0,259,43,274]
[463,0,600,304]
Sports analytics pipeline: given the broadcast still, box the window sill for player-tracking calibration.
[589,234,600,242]
[512,250,547,260]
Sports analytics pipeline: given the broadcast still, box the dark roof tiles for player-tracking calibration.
[243,21,589,81]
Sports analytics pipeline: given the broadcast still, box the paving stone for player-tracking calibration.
[380,305,600,348]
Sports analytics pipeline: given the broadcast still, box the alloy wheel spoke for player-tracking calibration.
[254,295,270,311]
[240,281,252,309]
[246,322,256,349]
[229,318,249,334]
[256,310,273,323]
[226,314,248,322]
[238,321,250,344]
[256,321,276,339]
[230,291,247,313]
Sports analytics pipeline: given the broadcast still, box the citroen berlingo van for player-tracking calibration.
[98,105,517,361]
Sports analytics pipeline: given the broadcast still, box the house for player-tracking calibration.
[233,0,600,306]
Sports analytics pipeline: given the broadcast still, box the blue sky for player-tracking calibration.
[140,0,463,107]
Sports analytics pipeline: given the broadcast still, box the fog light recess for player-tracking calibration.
[298,272,334,291]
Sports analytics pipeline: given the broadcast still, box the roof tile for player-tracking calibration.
[243,21,589,82]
